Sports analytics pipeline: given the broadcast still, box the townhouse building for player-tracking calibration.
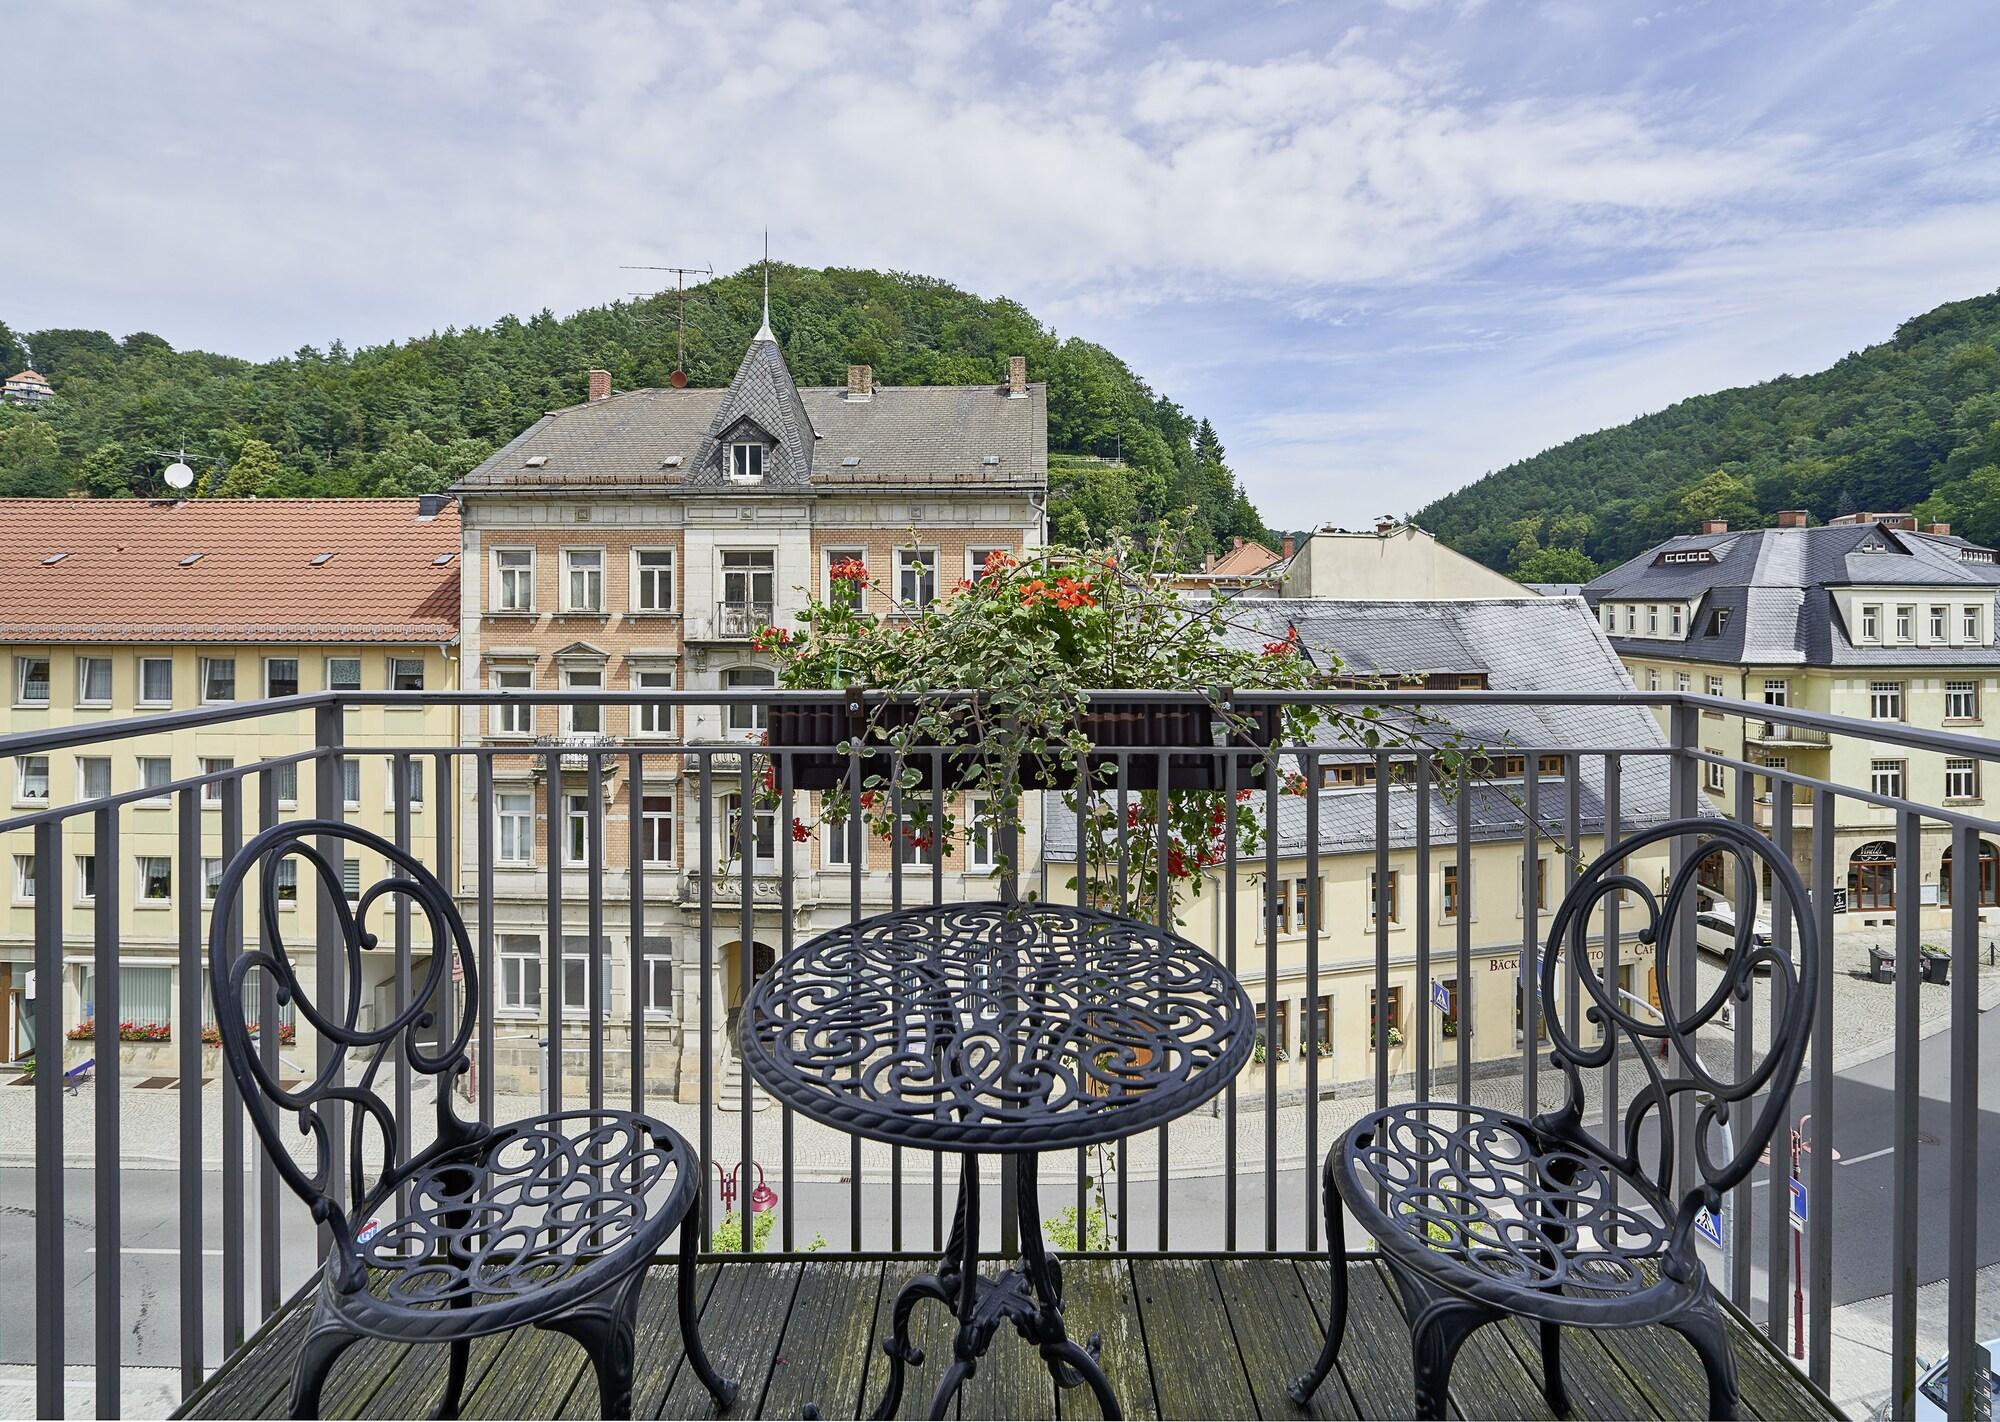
[451,315,1047,1098]
[0,497,461,1063]
[1586,512,2000,923]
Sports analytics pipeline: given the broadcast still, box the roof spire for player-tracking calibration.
[753,229,775,343]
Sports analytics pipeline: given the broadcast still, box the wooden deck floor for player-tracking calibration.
[176,1254,1842,1420]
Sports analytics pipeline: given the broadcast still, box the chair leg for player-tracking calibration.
[1289,1153,1349,1406]
[1406,1295,1492,1422]
[430,1339,472,1421]
[1539,1320,1570,1416]
[1664,1294,1741,1421]
[676,1198,741,1410]
[539,1268,649,1419]
[288,1305,362,1420]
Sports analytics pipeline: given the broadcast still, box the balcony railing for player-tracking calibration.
[4,688,1995,1418]
[701,599,775,640]
[1750,719,1833,747]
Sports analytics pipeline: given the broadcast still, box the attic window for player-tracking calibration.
[523,455,549,469]
[310,552,335,567]
[841,456,861,468]
[432,553,456,566]
[981,454,1001,466]
[661,455,682,469]
[1856,540,1887,553]
[1705,608,1731,637]
[180,552,205,567]
[729,443,765,483]
[40,552,68,565]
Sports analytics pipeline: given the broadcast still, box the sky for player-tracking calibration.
[7,0,2000,529]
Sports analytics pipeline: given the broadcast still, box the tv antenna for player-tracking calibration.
[622,261,711,387]
[146,443,207,493]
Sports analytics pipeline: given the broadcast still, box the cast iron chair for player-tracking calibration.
[207,821,737,1420]
[1289,818,1817,1420]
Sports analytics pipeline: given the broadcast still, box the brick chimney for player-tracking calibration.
[1929,521,1953,536]
[587,369,612,403]
[1006,356,1027,398]
[846,364,872,399]
[1700,518,1729,535]
[1776,510,1808,528]
[1281,535,1295,558]
[1375,517,1397,534]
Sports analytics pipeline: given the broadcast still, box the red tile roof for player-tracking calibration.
[1208,539,1281,576]
[0,498,461,644]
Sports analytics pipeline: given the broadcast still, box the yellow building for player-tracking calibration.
[0,497,461,1064]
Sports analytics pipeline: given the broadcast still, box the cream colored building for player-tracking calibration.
[0,498,461,1064]
[1274,521,1524,601]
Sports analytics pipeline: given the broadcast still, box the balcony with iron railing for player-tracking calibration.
[5,689,1998,1420]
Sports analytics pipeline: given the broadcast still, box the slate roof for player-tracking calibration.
[1046,596,1677,861]
[0,498,462,643]
[1584,523,2000,668]
[456,337,1047,493]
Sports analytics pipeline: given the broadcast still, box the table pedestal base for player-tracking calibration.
[862,1153,1122,1421]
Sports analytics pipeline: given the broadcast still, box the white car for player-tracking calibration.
[1908,1339,2000,1419]
[1693,902,1776,970]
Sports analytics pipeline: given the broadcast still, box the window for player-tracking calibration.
[633,550,675,612]
[139,656,173,705]
[1367,869,1398,926]
[76,756,111,801]
[202,857,222,902]
[271,859,298,904]
[1645,667,1659,692]
[1622,606,1635,634]
[1254,1001,1289,1062]
[1675,672,1691,693]
[15,655,50,705]
[720,550,775,619]
[642,794,676,865]
[200,656,236,702]
[273,761,298,807]
[340,758,361,810]
[1860,605,1880,641]
[326,657,361,692]
[1523,855,1548,913]
[897,812,934,867]
[1931,606,1949,641]
[1869,681,1904,721]
[968,795,998,871]
[1601,606,1614,633]
[560,937,613,1015]
[499,935,542,1012]
[1895,605,1914,641]
[1705,674,1724,700]
[496,791,533,864]
[1705,752,1725,793]
[75,656,112,706]
[138,856,172,903]
[564,794,592,867]
[1967,606,1984,642]
[633,667,675,737]
[1369,987,1404,1049]
[1946,680,1980,721]
[1441,863,1461,921]
[75,854,96,902]
[264,658,299,698]
[562,664,604,735]
[491,666,533,735]
[967,546,1010,581]
[493,549,534,611]
[725,665,774,734]
[1646,605,1658,634]
[562,549,604,613]
[139,756,172,804]
[825,547,867,611]
[191,756,230,807]
[642,941,674,1016]
[1763,679,1789,707]
[1705,607,1731,637]
[341,857,362,900]
[387,757,423,808]
[1947,758,1980,801]
[721,793,777,866]
[1669,606,1684,635]
[389,657,425,692]
[17,755,49,804]
[897,549,939,611]
[824,807,852,867]
[1871,759,1906,799]
[728,442,765,482]
[13,855,34,902]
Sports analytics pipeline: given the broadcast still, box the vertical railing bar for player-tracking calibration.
[256,768,281,1319]
[1263,744,1279,1250]
[1765,777,1793,1343]
[1154,748,1171,1251]
[889,763,905,1254]
[1374,752,1390,1110]
[1413,750,1430,1104]
[33,819,62,1420]
[1889,807,1920,1416]
[93,803,122,1418]
[1807,790,1834,1388]
[545,746,564,1116]
[846,716,863,1253]
[220,776,246,1354]
[1730,764,1756,1311]
[1222,741,1239,1252]
[737,751,755,1254]
[1519,760,1539,1116]
[434,751,455,1059]
[176,786,204,1391]
[778,750,797,1255]
[930,753,945,1254]
[315,703,347,1252]
[1074,753,1091,1253]
[629,751,646,1117]
[587,755,606,1113]
[1304,748,1321,1251]
[1947,820,1980,1422]
[1668,706,1698,1204]
[392,752,414,1220]
[699,752,716,1250]
[1455,760,1472,1103]
[475,755,497,1126]
[1601,754,1622,1227]
[1563,755,1580,1045]
[1116,752,1131,1253]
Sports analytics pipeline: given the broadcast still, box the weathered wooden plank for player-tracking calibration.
[1053,1259,1157,1422]
[1492,1318,1665,1422]
[760,1260,886,1420]
[1719,1313,1837,1422]
[659,1259,802,1418]
[1126,1258,1258,1420]
[862,1261,968,1420]
[1447,1315,1560,1422]
[960,1293,1058,1422]
[462,1323,584,1420]
[1290,1258,1464,1421]
[367,1329,513,1421]
[318,1335,411,1420]
[177,1294,315,1420]
[1210,1256,1359,1420]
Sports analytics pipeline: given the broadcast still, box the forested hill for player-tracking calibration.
[0,265,1270,557]
[1413,288,2000,581]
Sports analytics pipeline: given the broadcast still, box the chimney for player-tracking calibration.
[1006,355,1027,398]
[846,364,872,399]
[1929,521,1953,536]
[1776,510,1808,528]
[416,493,450,519]
[1374,517,1396,534]
[1700,518,1729,535]
[586,368,612,403]
[1203,552,1216,571]
[1281,535,1295,558]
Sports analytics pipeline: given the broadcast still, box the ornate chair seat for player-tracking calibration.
[326,1110,696,1342]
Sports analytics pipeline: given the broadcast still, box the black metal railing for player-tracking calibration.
[5,687,1997,1419]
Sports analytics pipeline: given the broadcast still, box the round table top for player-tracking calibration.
[739,900,1255,1154]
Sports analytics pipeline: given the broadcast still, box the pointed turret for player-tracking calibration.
[687,314,816,488]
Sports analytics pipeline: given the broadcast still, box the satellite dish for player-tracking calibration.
[669,369,689,388]
[164,462,194,490]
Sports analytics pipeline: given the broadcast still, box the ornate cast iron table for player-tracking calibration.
[740,900,1254,1420]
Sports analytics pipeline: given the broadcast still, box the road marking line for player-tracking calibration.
[86,1246,227,1257]
[1838,1145,1894,1166]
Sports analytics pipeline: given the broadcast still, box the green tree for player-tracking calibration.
[76,441,131,497]
[0,412,63,496]
[1918,464,2000,548]
[216,438,286,497]
[1674,469,1758,529]
[1512,547,1599,584]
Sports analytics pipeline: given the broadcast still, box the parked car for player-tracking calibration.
[1907,1339,2000,1419]
[1693,900,1776,970]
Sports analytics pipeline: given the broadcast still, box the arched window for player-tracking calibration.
[1848,841,1898,911]
[1941,840,2000,908]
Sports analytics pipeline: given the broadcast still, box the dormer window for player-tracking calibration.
[729,443,765,483]
[1669,606,1683,635]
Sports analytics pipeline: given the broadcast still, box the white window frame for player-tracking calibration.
[200,756,234,807]
[562,548,605,614]
[563,793,592,868]
[388,656,426,693]
[1895,605,1914,642]
[1367,869,1399,927]
[1869,681,1904,721]
[326,656,362,693]
[1622,605,1635,634]
[75,655,113,707]
[824,803,852,868]
[138,656,173,706]
[1931,605,1949,641]
[15,654,51,707]
[1704,753,1726,793]
[724,665,773,735]
[1763,679,1789,707]
[641,792,676,865]
[274,761,298,809]
[490,665,534,737]
[896,812,934,868]
[641,942,675,1018]
[1968,605,1985,643]
[966,546,1010,581]
[561,663,605,736]
[16,755,50,805]
[720,792,777,869]
[631,548,676,613]
[491,548,535,613]
[896,548,939,611]
[1870,759,1906,799]
[823,546,867,611]
[12,854,34,904]
[136,855,173,905]
[385,757,424,810]
[968,795,997,872]
[728,442,765,483]
[1675,671,1691,693]
[632,666,676,739]
[264,656,300,699]
[1645,605,1658,635]
[1945,680,1979,721]
[1946,758,1979,801]
[1645,667,1659,692]
[75,854,96,904]
[138,756,172,806]
[1860,605,1880,642]
[495,790,534,866]
[498,935,542,1014]
[76,756,111,802]
[560,938,614,1017]
[200,655,237,703]
[340,758,361,811]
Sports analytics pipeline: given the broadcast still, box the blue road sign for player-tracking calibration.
[1432,980,1452,1013]
[1790,1178,1807,1232]
[1694,1206,1724,1249]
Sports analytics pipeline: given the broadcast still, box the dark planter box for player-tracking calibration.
[1922,953,1950,984]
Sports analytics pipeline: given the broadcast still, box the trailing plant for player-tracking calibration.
[709,1209,825,1253]
[1043,1204,1114,1253]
